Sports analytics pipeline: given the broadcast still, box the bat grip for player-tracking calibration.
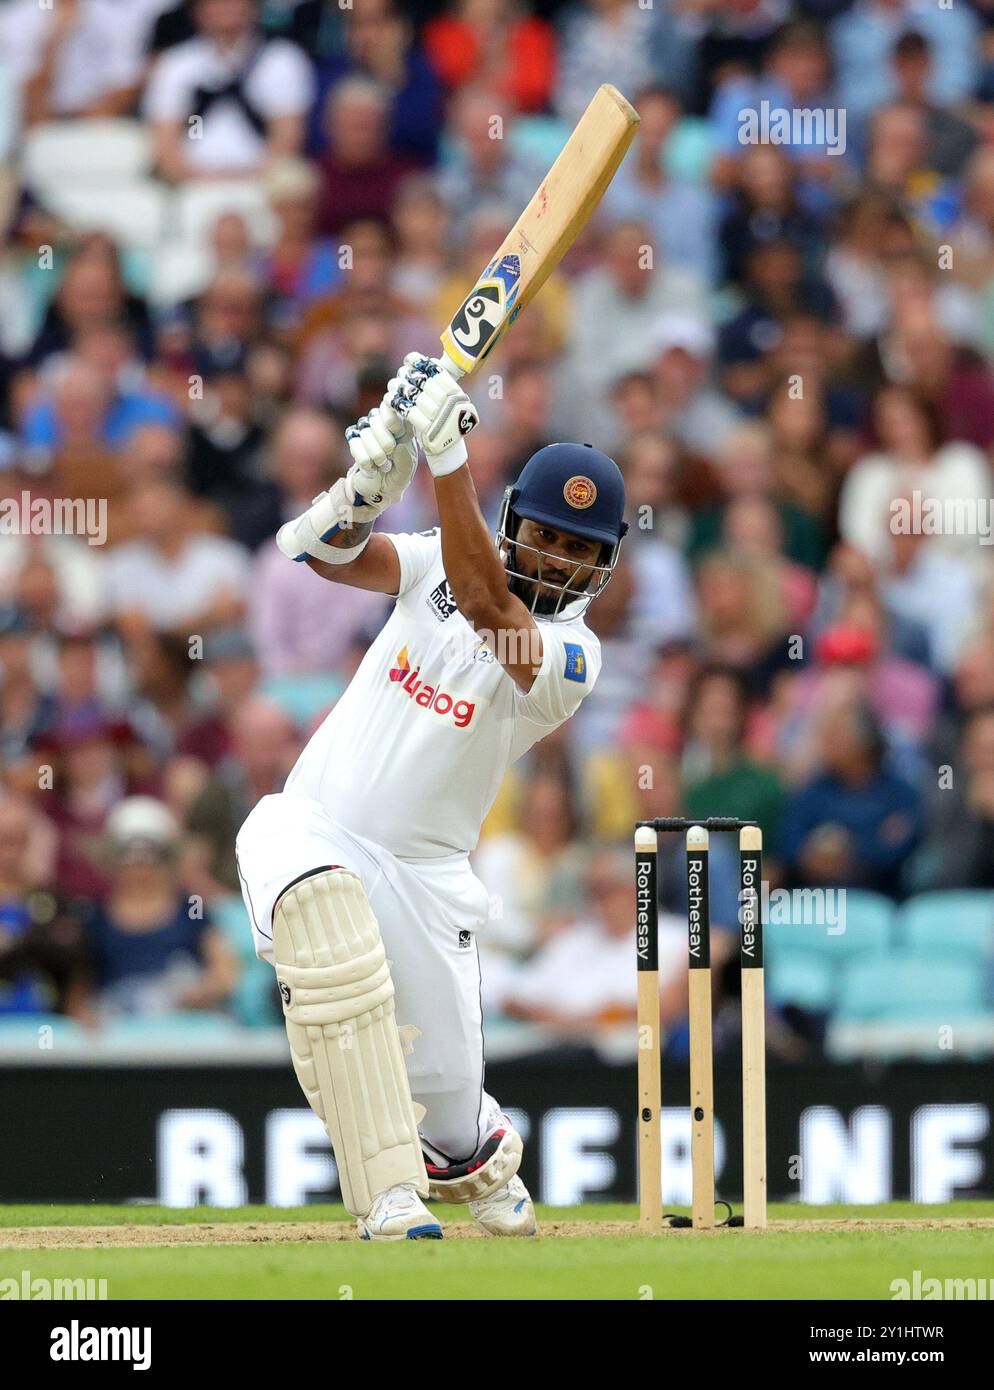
[439,350,464,380]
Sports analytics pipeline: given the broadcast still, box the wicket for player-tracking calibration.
[634,818,767,1232]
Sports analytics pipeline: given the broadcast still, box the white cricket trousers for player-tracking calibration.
[235,791,498,1162]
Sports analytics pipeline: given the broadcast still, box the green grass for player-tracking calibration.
[2,1203,992,1300]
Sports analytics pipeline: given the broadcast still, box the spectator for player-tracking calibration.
[390,175,451,312]
[838,385,993,577]
[880,515,978,675]
[555,0,658,126]
[434,85,542,242]
[650,313,742,457]
[914,707,994,891]
[83,796,238,1016]
[567,222,707,441]
[0,796,87,1018]
[259,158,342,333]
[21,329,180,459]
[504,845,687,1034]
[104,480,250,638]
[710,19,844,190]
[1,0,154,124]
[780,699,922,894]
[603,86,720,287]
[719,145,826,289]
[688,420,828,571]
[0,605,55,762]
[472,772,586,1013]
[831,0,979,121]
[183,697,301,893]
[23,238,154,372]
[694,549,790,693]
[144,0,314,180]
[317,77,420,237]
[306,0,443,164]
[682,666,786,845]
[889,30,976,178]
[425,0,555,115]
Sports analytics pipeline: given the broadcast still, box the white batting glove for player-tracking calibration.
[345,402,418,505]
[390,354,479,476]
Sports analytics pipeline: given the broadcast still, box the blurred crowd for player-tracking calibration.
[1,0,994,1051]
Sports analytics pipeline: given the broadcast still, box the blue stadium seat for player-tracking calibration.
[102,1014,241,1042]
[0,1015,81,1043]
[262,673,343,727]
[765,889,894,962]
[897,891,994,961]
[766,953,836,1013]
[211,893,280,1027]
[836,957,987,1023]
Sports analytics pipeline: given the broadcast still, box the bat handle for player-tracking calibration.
[439,350,464,380]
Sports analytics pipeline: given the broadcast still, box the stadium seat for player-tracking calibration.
[148,241,216,308]
[766,952,836,1013]
[897,891,994,961]
[664,117,715,182]
[765,889,894,962]
[102,1014,241,1043]
[21,119,152,191]
[172,180,275,249]
[0,1014,81,1044]
[836,957,987,1023]
[212,893,279,1028]
[510,115,572,171]
[262,673,344,727]
[38,181,169,250]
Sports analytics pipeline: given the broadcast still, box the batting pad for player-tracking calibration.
[273,869,429,1216]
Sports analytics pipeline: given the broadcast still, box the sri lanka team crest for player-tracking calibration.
[440,255,521,374]
[563,475,597,509]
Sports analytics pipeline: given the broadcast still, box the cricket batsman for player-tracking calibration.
[235,354,628,1239]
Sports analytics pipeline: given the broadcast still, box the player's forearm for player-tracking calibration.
[303,521,374,582]
[433,465,509,622]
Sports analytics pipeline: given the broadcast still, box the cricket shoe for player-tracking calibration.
[357,1184,442,1241]
[468,1174,537,1237]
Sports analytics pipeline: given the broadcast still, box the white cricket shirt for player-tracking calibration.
[284,529,602,858]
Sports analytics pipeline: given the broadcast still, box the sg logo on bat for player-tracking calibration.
[443,255,521,372]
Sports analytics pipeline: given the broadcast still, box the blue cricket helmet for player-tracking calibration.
[506,443,628,546]
[495,443,629,620]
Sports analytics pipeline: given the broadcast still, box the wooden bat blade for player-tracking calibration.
[440,84,640,376]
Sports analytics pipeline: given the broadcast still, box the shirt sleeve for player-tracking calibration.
[142,49,190,122]
[384,528,443,598]
[513,623,601,727]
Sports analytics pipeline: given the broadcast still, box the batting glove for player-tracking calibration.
[389,354,478,477]
[345,402,418,505]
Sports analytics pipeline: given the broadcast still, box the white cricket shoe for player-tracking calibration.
[468,1174,537,1237]
[357,1183,443,1241]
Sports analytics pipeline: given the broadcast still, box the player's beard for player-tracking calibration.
[505,554,589,616]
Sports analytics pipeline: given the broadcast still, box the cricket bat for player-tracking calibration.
[350,84,640,501]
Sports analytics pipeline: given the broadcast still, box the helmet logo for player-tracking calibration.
[563,475,597,509]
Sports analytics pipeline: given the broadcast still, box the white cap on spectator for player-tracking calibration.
[264,157,320,206]
[106,797,179,856]
[651,312,715,359]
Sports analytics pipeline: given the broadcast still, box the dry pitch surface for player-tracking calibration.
[5,1212,994,1248]
[2,1204,993,1298]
